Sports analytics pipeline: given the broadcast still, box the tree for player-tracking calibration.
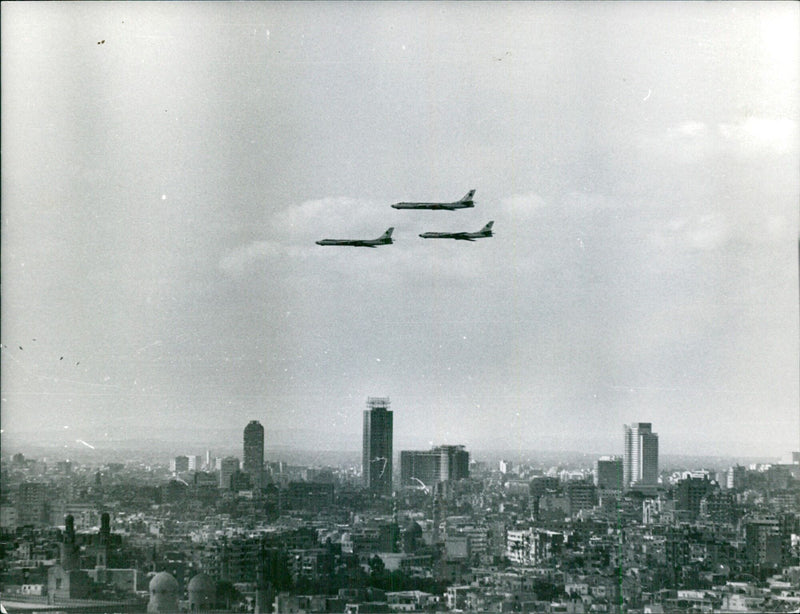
[368,554,386,579]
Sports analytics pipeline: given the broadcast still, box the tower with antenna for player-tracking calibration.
[362,397,393,496]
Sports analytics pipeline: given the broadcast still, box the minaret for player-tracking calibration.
[96,512,110,567]
[432,481,445,544]
[60,515,79,571]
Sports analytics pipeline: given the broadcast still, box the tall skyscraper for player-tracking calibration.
[243,420,265,489]
[362,397,393,495]
[623,423,659,490]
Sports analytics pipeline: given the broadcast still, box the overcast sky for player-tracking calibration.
[2,2,798,458]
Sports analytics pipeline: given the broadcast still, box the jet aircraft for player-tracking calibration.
[391,189,476,211]
[419,221,494,241]
[316,227,394,248]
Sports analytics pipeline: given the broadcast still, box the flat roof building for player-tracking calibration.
[363,397,393,495]
[243,420,265,489]
[400,445,469,489]
[623,423,658,490]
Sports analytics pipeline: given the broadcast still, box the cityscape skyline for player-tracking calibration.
[4,418,797,613]
[2,3,798,459]
[32,414,780,481]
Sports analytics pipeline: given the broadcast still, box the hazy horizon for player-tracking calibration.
[2,427,782,473]
[2,2,799,459]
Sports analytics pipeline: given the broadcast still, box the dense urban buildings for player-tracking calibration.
[1,410,799,614]
[362,397,393,496]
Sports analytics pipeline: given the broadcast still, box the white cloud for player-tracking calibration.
[688,213,728,251]
[218,240,282,276]
[217,196,402,277]
[677,121,708,137]
[718,117,797,152]
[499,191,547,220]
[273,197,376,233]
[660,117,798,162]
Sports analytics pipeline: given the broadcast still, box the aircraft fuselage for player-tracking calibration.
[391,202,474,211]
[315,240,381,247]
[315,228,394,247]
[418,232,477,240]
[391,189,476,211]
[418,221,494,241]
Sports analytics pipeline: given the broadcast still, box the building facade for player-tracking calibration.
[170,456,189,473]
[400,445,469,488]
[219,457,240,490]
[362,397,393,495]
[243,420,265,490]
[17,482,48,527]
[623,423,659,490]
[594,455,623,490]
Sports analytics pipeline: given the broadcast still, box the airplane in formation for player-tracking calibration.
[315,227,394,248]
[419,221,494,241]
[391,189,476,211]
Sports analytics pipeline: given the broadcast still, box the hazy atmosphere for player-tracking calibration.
[2,2,798,457]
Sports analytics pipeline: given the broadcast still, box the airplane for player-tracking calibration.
[419,221,494,241]
[391,189,476,211]
[316,227,394,247]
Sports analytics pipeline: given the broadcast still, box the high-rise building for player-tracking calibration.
[219,457,240,490]
[243,420,265,489]
[727,464,746,490]
[594,456,623,490]
[187,455,202,471]
[623,423,659,490]
[17,482,48,527]
[675,475,715,519]
[170,455,189,473]
[362,397,393,495]
[566,481,597,514]
[745,516,783,567]
[400,445,469,488]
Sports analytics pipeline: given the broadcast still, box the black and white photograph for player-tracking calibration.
[1,2,798,612]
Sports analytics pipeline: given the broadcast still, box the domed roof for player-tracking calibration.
[149,571,179,592]
[188,573,216,593]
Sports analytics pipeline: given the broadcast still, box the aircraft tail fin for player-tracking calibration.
[460,189,476,203]
[482,221,494,234]
[380,227,394,240]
